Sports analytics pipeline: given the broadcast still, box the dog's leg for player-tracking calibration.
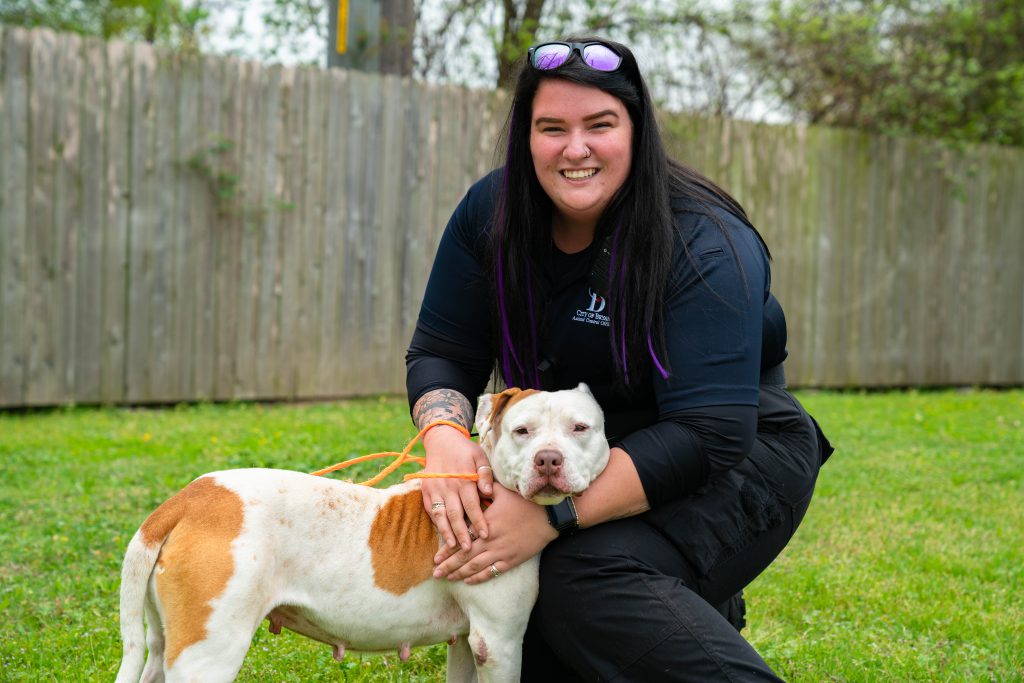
[446,636,478,683]
[452,560,538,683]
[162,632,255,683]
[467,626,524,683]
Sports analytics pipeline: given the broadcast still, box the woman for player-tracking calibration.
[406,37,832,681]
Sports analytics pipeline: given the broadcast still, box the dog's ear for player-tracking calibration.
[575,382,593,397]
[475,387,523,440]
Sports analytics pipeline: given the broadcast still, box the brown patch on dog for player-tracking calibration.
[487,388,541,438]
[368,490,437,595]
[144,477,244,668]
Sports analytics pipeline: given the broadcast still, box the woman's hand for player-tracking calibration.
[421,425,495,551]
[433,483,558,584]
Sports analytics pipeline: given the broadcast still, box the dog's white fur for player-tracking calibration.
[116,384,608,683]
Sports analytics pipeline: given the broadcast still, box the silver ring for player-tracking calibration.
[583,148,591,159]
[468,528,478,540]
[477,466,492,473]
[489,564,501,578]
[431,501,446,511]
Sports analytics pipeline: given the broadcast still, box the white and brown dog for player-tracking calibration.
[115,384,609,683]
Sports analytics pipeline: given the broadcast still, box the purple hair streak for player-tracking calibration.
[647,333,670,379]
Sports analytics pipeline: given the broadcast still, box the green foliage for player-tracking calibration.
[184,134,240,207]
[1,391,1022,680]
[732,0,1024,146]
[0,0,213,51]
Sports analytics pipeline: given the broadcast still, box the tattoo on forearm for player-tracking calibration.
[412,388,474,432]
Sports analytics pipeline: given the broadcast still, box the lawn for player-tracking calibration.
[1,390,1021,682]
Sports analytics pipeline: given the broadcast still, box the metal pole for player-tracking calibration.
[326,0,381,71]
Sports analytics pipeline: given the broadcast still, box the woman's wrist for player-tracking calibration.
[572,447,649,528]
[412,388,474,432]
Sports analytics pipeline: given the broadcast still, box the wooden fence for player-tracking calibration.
[1,26,1022,407]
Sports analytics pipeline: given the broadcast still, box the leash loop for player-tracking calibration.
[310,420,480,487]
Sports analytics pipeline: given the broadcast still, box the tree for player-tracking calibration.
[0,0,214,51]
[255,0,744,117]
[729,0,1024,146]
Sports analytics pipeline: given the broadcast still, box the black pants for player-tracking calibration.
[521,385,830,682]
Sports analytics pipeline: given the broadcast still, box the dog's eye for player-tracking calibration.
[513,426,530,436]
[573,423,589,433]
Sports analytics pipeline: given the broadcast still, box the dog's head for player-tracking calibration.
[474,383,610,505]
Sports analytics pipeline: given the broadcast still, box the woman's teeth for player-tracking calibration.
[563,169,597,179]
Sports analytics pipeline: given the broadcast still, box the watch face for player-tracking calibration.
[547,498,579,535]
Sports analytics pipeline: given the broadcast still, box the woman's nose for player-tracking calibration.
[563,133,590,161]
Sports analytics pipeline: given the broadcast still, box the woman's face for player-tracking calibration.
[529,79,633,233]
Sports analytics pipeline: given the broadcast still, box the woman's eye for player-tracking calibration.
[573,423,589,433]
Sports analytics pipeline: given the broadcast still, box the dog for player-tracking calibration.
[115,383,609,682]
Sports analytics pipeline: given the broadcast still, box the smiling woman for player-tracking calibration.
[403,36,833,682]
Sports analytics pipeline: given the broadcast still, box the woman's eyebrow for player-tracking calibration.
[534,110,620,125]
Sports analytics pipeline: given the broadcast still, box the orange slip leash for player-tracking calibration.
[310,420,479,487]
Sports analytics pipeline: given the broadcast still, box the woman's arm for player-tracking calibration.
[433,447,649,583]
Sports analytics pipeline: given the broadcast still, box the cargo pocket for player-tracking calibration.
[643,457,786,580]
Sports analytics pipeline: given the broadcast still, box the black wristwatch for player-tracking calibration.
[546,497,579,536]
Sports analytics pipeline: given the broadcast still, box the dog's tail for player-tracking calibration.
[115,481,194,682]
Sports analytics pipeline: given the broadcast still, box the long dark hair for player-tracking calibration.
[492,37,765,389]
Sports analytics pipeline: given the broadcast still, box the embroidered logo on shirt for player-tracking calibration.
[571,288,610,327]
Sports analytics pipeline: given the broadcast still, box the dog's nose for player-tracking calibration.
[533,450,563,476]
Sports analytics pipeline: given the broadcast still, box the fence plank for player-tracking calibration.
[72,36,107,402]
[253,65,283,399]
[276,66,305,400]
[294,66,326,398]
[49,32,83,401]
[182,54,220,401]
[150,49,179,401]
[96,39,132,403]
[317,67,348,397]
[123,42,152,401]
[0,28,30,405]
[341,71,373,393]
[24,29,59,404]
[211,57,244,400]
[170,52,201,400]
[374,74,404,389]
[996,151,1024,384]
[397,80,433,349]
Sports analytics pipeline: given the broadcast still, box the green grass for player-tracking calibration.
[1,390,1022,681]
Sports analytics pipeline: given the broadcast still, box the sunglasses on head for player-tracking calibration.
[528,41,623,72]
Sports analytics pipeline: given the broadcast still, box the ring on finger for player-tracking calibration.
[431,501,446,511]
[489,564,501,578]
[477,465,492,473]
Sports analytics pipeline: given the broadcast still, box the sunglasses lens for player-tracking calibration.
[532,44,572,70]
[582,44,622,71]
